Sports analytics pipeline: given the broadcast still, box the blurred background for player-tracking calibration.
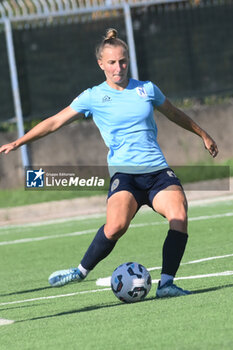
[0,0,233,193]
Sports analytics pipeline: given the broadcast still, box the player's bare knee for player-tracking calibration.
[169,213,188,233]
[167,205,187,221]
[174,212,187,224]
[104,222,128,240]
[167,207,188,232]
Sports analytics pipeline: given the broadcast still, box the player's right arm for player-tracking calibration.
[0,106,81,155]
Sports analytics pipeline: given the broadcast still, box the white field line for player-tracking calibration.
[0,288,111,307]
[187,194,233,207]
[0,318,15,326]
[96,253,233,286]
[97,270,233,287]
[0,212,233,246]
[147,253,233,272]
[0,228,97,245]
[0,213,106,231]
[151,271,233,284]
[1,270,233,307]
[1,194,233,231]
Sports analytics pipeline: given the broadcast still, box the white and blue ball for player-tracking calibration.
[111,262,151,303]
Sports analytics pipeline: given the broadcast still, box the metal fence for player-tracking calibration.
[0,0,233,168]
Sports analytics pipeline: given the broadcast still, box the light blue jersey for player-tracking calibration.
[70,78,168,176]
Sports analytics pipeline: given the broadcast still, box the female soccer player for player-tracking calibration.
[0,29,218,298]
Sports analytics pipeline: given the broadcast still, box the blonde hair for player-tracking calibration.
[95,28,129,60]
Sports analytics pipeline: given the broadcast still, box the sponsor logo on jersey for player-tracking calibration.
[102,95,112,102]
[167,170,177,178]
[136,86,147,98]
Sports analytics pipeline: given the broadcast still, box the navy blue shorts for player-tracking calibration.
[107,167,182,209]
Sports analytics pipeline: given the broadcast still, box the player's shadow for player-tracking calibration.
[0,279,95,297]
[154,283,233,301]
[15,296,155,323]
[191,283,233,295]
[0,303,46,312]
[16,302,126,323]
[4,284,233,324]
[0,286,51,297]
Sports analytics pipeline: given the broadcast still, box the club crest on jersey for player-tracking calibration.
[111,178,120,192]
[136,86,147,98]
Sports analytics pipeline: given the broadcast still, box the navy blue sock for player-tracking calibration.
[81,225,117,270]
[161,229,188,277]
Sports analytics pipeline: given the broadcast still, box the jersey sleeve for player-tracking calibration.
[144,81,166,107]
[70,89,92,117]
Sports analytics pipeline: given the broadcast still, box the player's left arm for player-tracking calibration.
[157,98,218,158]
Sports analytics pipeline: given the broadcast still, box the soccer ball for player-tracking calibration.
[111,262,151,303]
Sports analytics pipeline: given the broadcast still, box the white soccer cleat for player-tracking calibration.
[48,268,85,287]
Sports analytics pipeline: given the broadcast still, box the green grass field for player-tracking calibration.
[0,197,233,349]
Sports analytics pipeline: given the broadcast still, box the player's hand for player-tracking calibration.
[0,142,18,155]
[203,134,218,158]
